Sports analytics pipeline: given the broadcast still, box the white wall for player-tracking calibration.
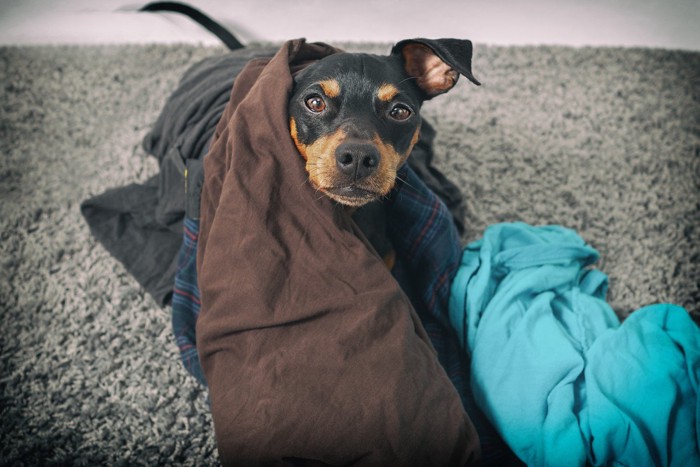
[0,0,698,50]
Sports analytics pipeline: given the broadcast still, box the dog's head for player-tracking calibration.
[289,38,480,207]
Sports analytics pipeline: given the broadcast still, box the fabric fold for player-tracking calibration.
[196,39,480,466]
[449,222,700,466]
[81,48,273,305]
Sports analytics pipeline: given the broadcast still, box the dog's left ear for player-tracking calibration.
[392,38,480,99]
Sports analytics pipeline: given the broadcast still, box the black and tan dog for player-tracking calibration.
[289,38,481,207]
[140,3,480,208]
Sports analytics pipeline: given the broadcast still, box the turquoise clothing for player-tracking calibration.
[449,222,700,466]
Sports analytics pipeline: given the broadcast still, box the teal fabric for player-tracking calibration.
[449,222,700,466]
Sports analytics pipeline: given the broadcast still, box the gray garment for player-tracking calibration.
[81,48,275,305]
[81,47,467,306]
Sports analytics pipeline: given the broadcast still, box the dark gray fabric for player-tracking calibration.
[80,177,182,304]
[81,48,275,305]
[185,158,205,219]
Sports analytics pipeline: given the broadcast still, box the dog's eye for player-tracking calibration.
[389,104,411,121]
[305,95,326,113]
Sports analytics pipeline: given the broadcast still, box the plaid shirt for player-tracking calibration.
[385,166,468,396]
[172,217,206,386]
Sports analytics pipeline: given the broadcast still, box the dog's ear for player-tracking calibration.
[392,38,480,99]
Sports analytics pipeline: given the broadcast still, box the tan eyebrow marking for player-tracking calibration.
[318,79,341,98]
[377,83,399,102]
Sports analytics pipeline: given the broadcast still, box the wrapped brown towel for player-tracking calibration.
[196,39,480,465]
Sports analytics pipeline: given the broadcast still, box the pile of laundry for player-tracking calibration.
[82,40,699,466]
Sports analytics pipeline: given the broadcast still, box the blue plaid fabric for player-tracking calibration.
[386,165,467,396]
[388,167,522,466]
[172,217,206,386]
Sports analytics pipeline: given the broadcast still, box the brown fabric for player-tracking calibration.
[197,39,480,466]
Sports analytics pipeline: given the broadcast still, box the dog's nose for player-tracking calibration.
[335,142,380,180]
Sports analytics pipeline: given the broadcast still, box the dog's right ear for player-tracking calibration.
[392,38,480,99]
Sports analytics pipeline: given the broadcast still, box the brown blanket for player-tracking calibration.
[197,39,480,466]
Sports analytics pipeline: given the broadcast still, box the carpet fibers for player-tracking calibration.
[1,42,699,465]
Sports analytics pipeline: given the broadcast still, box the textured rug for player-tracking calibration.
[1,42,699,465]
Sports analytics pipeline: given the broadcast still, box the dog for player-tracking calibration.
[289,38,481,207]
[139,3,480,208]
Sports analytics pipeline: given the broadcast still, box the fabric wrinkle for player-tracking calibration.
[449,222,700,466]
[195,39,480,465]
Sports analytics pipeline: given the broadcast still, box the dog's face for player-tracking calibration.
[289,38,480,207]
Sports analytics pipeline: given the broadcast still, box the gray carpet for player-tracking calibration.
[1,42,699,465]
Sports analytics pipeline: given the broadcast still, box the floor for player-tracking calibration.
[0,0,698,51]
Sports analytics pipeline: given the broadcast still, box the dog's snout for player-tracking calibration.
[335,142,380,180]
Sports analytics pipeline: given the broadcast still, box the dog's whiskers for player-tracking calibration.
[396,76,418,86]
[394,173,419,192]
